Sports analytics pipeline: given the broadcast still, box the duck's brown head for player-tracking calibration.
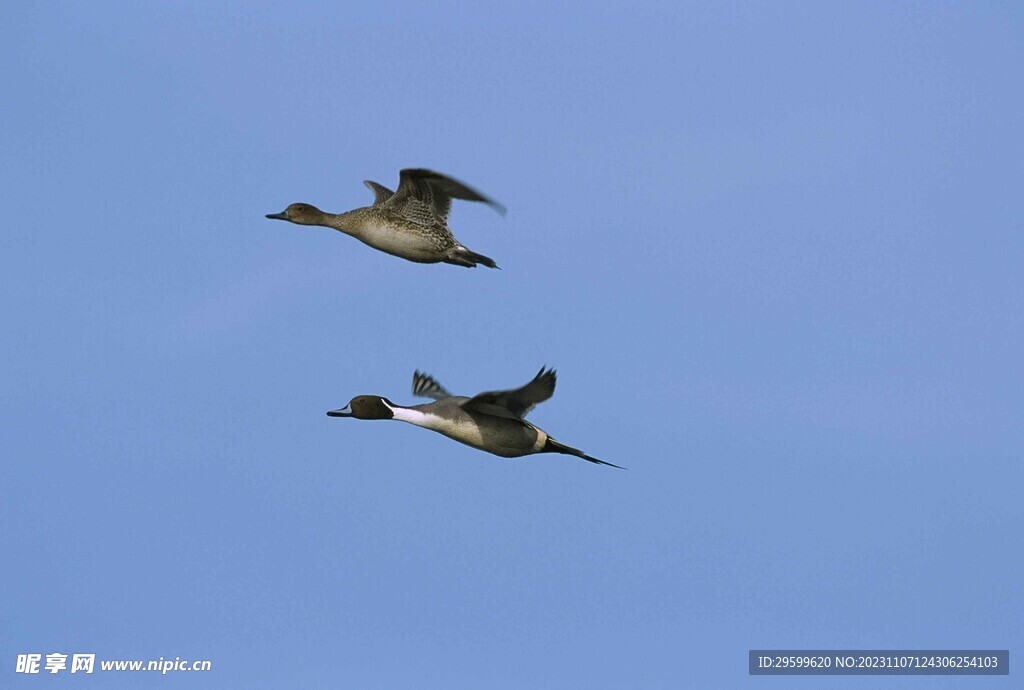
[327,396,396,420]
[265,202,325,225]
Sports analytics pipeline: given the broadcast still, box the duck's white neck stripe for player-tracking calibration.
[387,404,432,427]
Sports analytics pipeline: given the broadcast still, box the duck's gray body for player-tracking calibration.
[267,169,504,268]
[396,395,549,458]
[328,368,623,468]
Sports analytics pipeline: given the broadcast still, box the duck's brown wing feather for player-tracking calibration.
[384,168,505,225]
[363,180,395,207]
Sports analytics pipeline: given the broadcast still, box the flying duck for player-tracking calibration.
[327,368,623,468]
[266,168,504,268]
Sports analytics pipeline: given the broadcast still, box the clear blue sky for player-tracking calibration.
[2,2,1021,688]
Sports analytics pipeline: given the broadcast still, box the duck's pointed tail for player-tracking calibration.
[445,245,500,269]
[543,437,626,469]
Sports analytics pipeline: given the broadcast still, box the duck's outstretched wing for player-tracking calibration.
[461,367,556,420]
[384,168,506,225]
[412,370,453,400]
[363,180,395,207]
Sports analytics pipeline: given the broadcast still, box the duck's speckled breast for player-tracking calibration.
[350,213,454,263]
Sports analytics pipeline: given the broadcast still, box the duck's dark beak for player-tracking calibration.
[265,211,288,220]
[327,404,353,417]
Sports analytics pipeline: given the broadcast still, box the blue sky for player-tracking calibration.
[2,2,1022,687]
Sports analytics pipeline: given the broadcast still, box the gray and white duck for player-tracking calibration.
[327,368,623,468]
